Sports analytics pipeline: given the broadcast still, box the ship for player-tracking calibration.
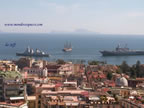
[100,44,144,56]
[16,46,49,57]
[62,42,72,52]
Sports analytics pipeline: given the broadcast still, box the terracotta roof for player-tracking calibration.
[102,88,109,92]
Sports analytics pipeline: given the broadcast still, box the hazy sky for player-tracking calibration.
[1,0,144,34]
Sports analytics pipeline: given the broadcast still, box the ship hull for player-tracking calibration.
[16,53,49,57]
[62,48,72,52]
[100,51,144,56]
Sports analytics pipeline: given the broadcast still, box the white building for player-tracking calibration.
[58,63,74,75]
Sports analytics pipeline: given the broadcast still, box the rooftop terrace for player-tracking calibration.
[0,71,21,79]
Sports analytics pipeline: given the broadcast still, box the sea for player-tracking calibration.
[0,33,144,65]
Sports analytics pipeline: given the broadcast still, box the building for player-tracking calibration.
[35,84,56,108]
[121,99,144,108]
[46,63,74,76]
[23,67,48,77]
[0,77,25,101]
[27,96,36,108]
[0,76,4,101]
[58,63,74,75]
[128,78,144,88]
[3,79,25,101]
[41,90,87,108]
[0,60,18,71]
[109,87,131,98]
[46,64,61,76]
[0,73,28,108]
[0,71,24,101]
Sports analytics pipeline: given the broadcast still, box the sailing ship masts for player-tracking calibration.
[69,43,71,48]
[64,42,71,49]
[63,42,72,52]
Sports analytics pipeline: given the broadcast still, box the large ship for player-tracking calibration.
[100,44,144,56]
[16,46,49,57]
[62,42,72,52]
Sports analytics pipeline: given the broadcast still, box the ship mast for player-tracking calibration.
[69,42,71,48]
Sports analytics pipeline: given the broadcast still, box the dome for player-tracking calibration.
[115,77,128,87]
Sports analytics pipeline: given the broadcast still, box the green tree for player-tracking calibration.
[130,65,136,78]
[119,61,130,75]
[88,60,106,65]
[88,60,99,65]
[56,59,65,64]
[116,68,122,74]
[107,72,113,80]
[135,60,141,77]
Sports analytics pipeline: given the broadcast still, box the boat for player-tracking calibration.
[16,46,49,57]
[62,42,72,52]
[100,44,144,56]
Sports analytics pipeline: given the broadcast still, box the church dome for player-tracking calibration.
[115,77,128,87]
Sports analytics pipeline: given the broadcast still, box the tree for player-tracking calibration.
[130,60,141,78]
[56,59,65,64]
[119,61,130,75]
[135,60,141,77]
[88,60,106,65]
[88,60,99,65]
[107,72,113,80]
[16,59,30,69]
[130,65,136,78]
[116,68,122,74]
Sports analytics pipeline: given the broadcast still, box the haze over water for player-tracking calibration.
[0,33,144,65]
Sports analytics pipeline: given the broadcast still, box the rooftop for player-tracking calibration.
[41,90,86,95]
[36,84,55,88]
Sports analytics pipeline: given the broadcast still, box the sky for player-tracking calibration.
[0,0,144,34]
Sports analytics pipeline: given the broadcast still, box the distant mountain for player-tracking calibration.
[50,30,69,34]
[50,29,100,34]
[74,29,99,34]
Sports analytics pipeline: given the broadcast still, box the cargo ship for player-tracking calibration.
[62,42,72,52]
[16,46,49,57]
[100,44,144,56]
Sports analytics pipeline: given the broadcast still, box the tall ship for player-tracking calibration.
[62,42,72,52]
[16,46,49,57]
[100,44,144,56]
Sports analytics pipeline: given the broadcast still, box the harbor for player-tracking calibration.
[1,33,144,65]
